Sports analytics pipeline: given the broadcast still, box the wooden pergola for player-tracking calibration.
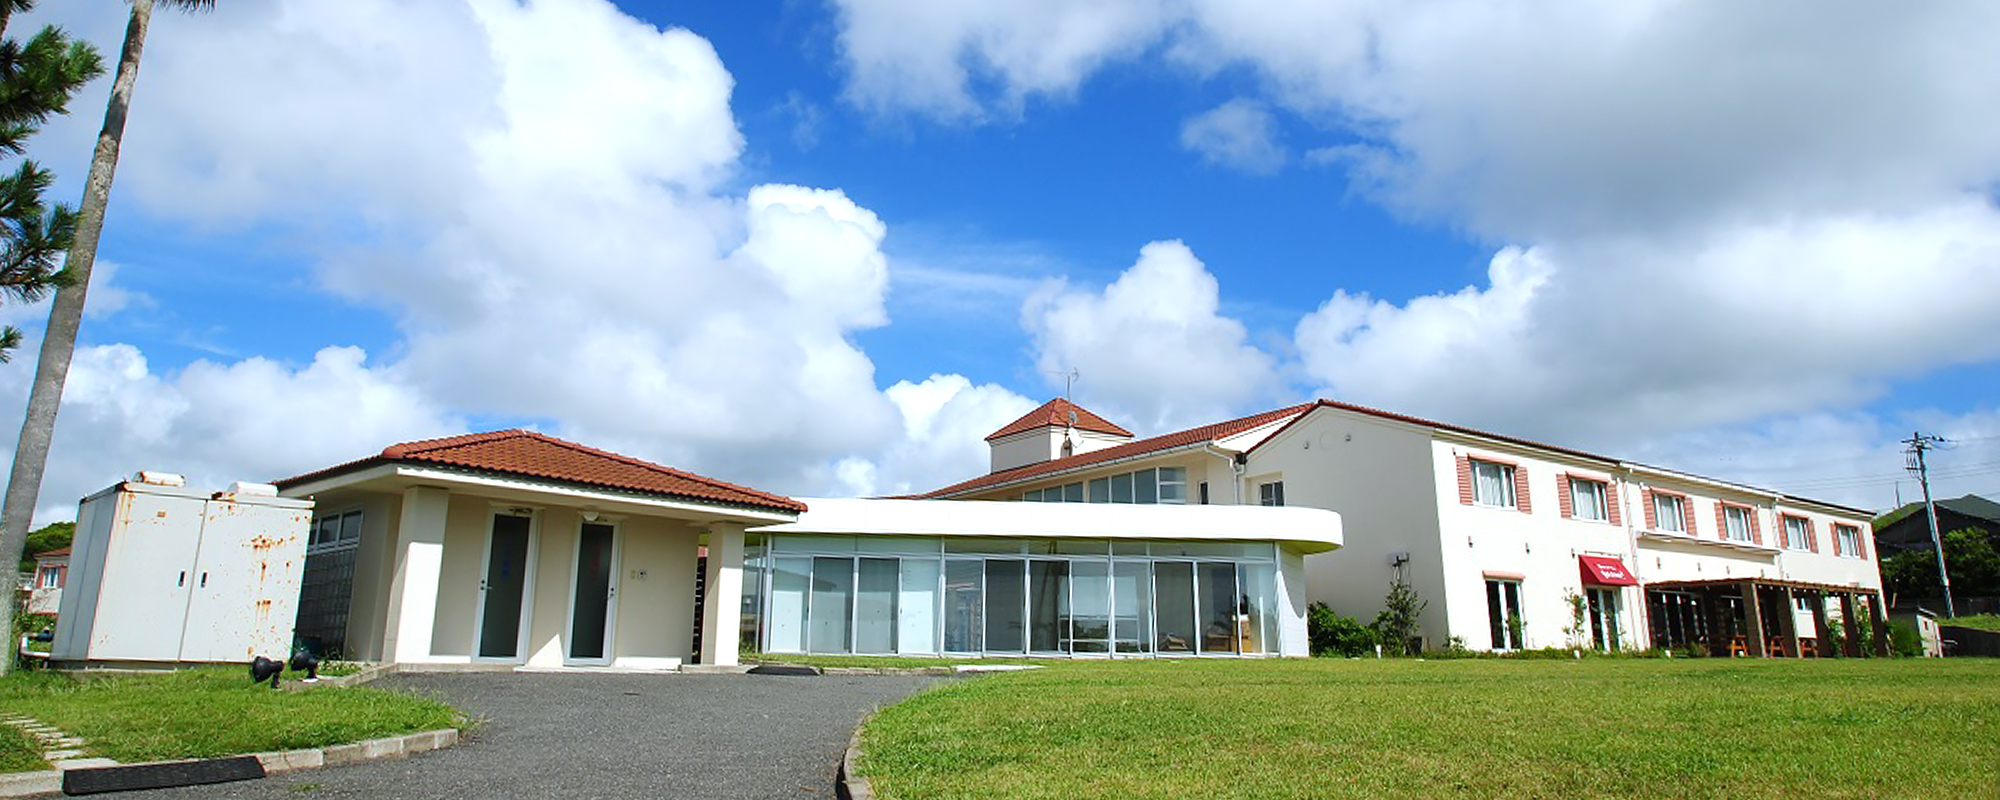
[1643,578,1890,658]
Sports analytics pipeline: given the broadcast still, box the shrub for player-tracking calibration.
[1888,620,1924,657]
[1307,603,1378,657]
[1371,574,1428,655]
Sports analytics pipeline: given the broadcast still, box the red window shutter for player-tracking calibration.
[1749,509,1763,546]
[1714,503,1728,540]
[1514,465,1532,513]
[1642,489,1657,529]
[1557,474,1574,519]
[1456,455,1474,505]
[1833,526,1845,557]
[1808,519,1820,553]
[1681,497,1698,537]
[1856,527,1870,560]
[1606,481,1623,526]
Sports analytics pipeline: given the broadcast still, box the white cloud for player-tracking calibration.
[0,0,1026,521]
[833,374,1038,497]
[832,0,2000,464]
[1179,99,1286,174]
[0,342,459,526]
[1024,241,1279,433]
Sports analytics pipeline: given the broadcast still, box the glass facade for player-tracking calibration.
[752,535,1286,657]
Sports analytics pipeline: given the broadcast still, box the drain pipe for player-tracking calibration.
[1203,444,1245,504]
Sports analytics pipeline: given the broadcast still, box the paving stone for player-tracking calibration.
[0,769,61,796]
[42,749,85,760]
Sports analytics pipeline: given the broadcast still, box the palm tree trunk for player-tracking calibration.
[0,0,153,676]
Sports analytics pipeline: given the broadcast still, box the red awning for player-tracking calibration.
[1579,555,1638,586]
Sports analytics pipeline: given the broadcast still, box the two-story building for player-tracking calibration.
[922,398,1888,656]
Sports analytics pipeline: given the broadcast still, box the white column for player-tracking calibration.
[383,486,450,664]
[700,523,746,666]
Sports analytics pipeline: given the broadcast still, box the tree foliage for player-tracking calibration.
[0,5,101,359]
[1882,526,2000,601]
[1371,572,1428,655]
[16,518,66,571]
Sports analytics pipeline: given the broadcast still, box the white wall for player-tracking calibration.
[1248,409,1451,647]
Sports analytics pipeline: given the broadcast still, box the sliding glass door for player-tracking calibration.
[1153,561,1197,653]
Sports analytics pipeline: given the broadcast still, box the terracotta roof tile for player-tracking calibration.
[929,404,1312,498]
[985,398,1133,441]
[276,430,804,514]
[35,547,69,559]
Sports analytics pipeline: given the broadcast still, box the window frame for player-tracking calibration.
[1781,514,1813,551]
[1568,477,1608,522]
[1721,504,1754,542]
[1652,492,1687,533]
[1834,524,1863,558]
[1470,459,1517,509]
[1258,481,1285,507]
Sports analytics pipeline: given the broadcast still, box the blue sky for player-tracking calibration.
[5,0,2000,522]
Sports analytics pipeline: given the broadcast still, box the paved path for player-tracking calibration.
[131,671,936,800]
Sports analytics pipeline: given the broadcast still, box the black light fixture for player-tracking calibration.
[289,649,321,683]
[249,656,284,688]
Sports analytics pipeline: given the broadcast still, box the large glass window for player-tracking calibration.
[1587,588,1621,652]
[1153,562,1197,653]
[985,560,1026,653]
[1834,524,1862,558]
[943,560,983,652]
[1198,562,1240,654]
[1112,560,1152,654]
[1028,560,1069,653]
[756,536,1284,659]
[1569,479,1608,522]
[808,557,853,654]
[1069,561,1111,654]
[1472,460,1515,507]
[854,558,899,654]
[767,557,810,652]
[1486,579,1524,650]
[899,559,940,654]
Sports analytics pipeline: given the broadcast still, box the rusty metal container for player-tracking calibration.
[50,474,313,666]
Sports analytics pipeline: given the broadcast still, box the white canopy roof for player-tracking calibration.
[755,498,1342,554]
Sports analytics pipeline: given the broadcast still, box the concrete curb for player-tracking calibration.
[0,728,462,798]
[836,711,875,800]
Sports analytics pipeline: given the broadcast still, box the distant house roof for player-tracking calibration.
[927,404,1313,498]
[275,430,805,514]
[34,547,68,561]
[985,398,1133,441]
[1874,493,2000,554]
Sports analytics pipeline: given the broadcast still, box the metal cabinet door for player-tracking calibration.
[179,499,312,663]
[86,489,204,661]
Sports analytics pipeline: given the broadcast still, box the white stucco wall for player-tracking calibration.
[1247,409,1450,647]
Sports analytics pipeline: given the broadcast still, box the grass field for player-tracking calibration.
[0,724,44,773]
[0,667,461,768]
[860,658,2000,800]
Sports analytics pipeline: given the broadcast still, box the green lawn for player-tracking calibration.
[0,724,45,773]
[860,658,2000,800]
[1944,614,2000,632]
[0,667,462,768]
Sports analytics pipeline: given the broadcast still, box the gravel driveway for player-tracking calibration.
[126,671,937,800]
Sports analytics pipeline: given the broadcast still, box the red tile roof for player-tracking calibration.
[985,398,1134,441]
[34,547,69,559]
[275,430,805,514]
[927,404,1313,498]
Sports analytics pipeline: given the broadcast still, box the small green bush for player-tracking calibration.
[1307,603,1378,657]
[1888,620,1924,657]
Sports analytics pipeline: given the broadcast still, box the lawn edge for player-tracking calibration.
[0,726,463,798]
[837,710,875,800]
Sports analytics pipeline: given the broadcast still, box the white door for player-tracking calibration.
[474,512,537,661]
[565,521,619,664]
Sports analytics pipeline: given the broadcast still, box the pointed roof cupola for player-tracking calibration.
[984,398,1133,473]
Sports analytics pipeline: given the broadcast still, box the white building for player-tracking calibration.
[275,428,1341,668]
[923,398,1888,657]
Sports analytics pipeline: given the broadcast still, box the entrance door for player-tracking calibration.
[567,521,618,663]
[476,512,535,660]
[1587,588,1621,651]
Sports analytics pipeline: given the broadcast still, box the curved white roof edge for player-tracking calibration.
[754,498,1342,554]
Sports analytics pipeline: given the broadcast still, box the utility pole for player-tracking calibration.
[1903,432,1955,618]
